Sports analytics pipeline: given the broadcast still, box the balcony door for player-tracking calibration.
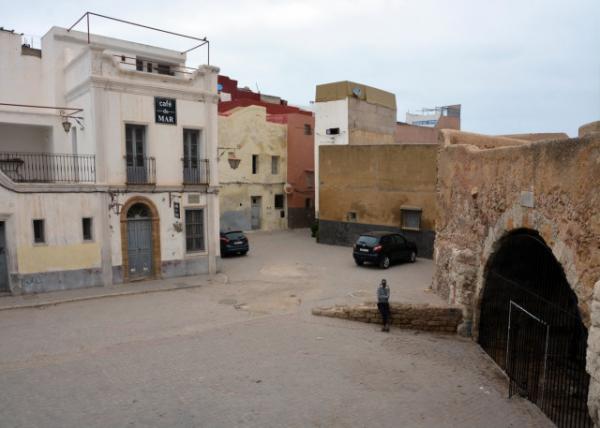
[125,125,147,184]
[183,129,204,184]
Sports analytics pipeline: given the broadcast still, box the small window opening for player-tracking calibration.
[33,219,45,243]
[274,194,284,209]
[401,208,422,231]
[82,217,93,241]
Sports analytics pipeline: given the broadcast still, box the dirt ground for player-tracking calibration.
[0,229,552,427]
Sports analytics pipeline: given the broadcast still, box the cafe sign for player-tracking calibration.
[155,97,177,125]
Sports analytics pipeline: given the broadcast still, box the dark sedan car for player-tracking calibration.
[353,231,417,269]
[220,231,249,256]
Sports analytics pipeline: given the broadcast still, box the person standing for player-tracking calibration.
[377,279,391,332]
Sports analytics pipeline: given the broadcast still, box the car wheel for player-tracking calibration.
[355,259,364,266]
[409,251,416,263]
[379,256,390,269]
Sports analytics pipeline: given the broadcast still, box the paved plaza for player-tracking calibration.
[0,230,552,427]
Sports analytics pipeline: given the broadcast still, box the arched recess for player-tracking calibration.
[477,228,592,427]
[120,196,161,281]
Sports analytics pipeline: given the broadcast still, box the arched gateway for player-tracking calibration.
[478,229,592,427]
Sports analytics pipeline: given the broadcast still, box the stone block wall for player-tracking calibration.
[312,302,463,333]
[587,280,600,425]
[433,131,600,329]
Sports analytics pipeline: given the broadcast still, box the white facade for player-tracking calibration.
[313,98,349,216]
[0,26,220,293]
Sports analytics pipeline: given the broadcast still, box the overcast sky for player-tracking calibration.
[3,0,599,136]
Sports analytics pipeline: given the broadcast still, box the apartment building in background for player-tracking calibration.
[0,23,220,294]
[217,75,315,232]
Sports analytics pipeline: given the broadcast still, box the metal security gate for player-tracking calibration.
[127,218,153,280]
[0,222,9,292]
[479,230,592,428]
[506,301,549,405]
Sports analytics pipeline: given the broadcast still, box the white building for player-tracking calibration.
[0,25,220,294]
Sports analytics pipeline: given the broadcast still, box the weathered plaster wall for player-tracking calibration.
[319,144,437,227]
[285,112,315,228]
[218,106,287,232]
[347,97,396,145]
[0,186,109,293]
[318,144,437,256]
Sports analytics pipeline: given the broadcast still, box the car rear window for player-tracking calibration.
[225,232,245,240]
[356,235,378,246]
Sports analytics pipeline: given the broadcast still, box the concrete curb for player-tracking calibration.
[0,283,206,312]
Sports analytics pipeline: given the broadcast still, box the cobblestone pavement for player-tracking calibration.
[0,230,553,427]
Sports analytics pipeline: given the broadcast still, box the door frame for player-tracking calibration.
[0,215,14,293]
[0,220,10,292]
[120,196,161,282]
[250,196,262,230]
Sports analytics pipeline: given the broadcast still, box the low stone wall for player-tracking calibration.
[312,302,463,333]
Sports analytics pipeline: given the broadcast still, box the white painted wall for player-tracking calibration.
[0,25,221,291]
[313,98,348,215]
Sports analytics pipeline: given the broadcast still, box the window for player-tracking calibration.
[82,218,93,241]
[305,198,312,209]
[33,219,45,244]
[185,209,205,252]
[146,62,153,73]
[274,194,284,209]
[326,127,340,135]
[271,156,279,174]
[136,59,143,71]
[305,171,315,188]
[347,211,357,222]
[401,208,422,231]
[157,63,173,76]
[304,124,312,135]
[252,155,259,174]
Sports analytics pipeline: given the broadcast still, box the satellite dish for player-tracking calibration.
[352,87,362,97]
[284,183,294,194]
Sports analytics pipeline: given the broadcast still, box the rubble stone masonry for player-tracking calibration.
[312,303,463,333]
[432,125,600,423]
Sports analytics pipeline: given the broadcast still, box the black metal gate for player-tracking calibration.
[478,230,592,428]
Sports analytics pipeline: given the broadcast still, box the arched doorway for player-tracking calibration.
[478,229,592,427]
[120,197,161,281]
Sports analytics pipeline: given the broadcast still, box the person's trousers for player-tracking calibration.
[377,302,391,325]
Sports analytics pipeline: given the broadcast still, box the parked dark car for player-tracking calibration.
[220,231,249,256]
[353,231,417,269]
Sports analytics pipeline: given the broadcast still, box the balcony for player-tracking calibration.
[125,156,156,185]
[0,152,96,183]
[182,158,209,185]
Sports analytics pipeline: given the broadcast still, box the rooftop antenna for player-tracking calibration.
[256,82,260,94]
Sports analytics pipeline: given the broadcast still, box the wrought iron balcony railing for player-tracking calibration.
[182,158,209,185]
[0,152,96,183]
[125,156,156,185]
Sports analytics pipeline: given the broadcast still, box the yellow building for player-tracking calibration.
[218,105,288,232]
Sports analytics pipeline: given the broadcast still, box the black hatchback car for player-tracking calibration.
[353,231,417,269]
[220,231,249,256]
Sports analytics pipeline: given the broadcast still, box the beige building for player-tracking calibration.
[0,23,220,294]
[318,144,437,257]
[218,105,288,232]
